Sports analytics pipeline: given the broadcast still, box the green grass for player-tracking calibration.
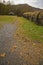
[0,15,17,23]
[18,17,43,43]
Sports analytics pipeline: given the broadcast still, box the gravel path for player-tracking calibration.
[0,23,19,65]
[0,22,29,65]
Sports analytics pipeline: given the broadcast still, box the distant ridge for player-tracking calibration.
[0,3,43,15]
[12,4,42,12]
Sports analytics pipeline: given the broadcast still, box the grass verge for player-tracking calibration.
[17,17,43,43]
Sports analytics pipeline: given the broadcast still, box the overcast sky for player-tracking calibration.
[0,0,43,9]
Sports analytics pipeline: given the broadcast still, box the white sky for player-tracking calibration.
[0,0,43,9]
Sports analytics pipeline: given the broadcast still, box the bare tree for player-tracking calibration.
[2,0,7,4]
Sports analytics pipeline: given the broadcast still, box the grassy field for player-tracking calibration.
[0,15,43,43]
[0,15,17,23]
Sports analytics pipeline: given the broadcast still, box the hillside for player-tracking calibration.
[11,4,41,12]
[0,3,42,15]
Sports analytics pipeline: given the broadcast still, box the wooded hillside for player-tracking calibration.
[0,3,41,15]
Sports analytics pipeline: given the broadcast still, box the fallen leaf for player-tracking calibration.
[20,52,23,56]
[10,45,17,53]
[0,53,6,57]
[33,43,36,46]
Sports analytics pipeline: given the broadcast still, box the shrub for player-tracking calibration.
[22,11,43,26]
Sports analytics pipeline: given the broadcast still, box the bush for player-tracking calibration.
[22,11,43,26]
